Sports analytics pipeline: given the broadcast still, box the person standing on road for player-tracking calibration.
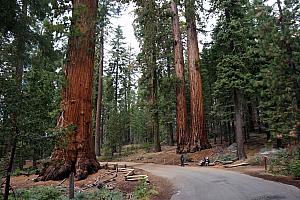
[180,154,185,167]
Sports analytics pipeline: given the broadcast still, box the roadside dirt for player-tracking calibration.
[6,167,173,200]
[227,166,300,189]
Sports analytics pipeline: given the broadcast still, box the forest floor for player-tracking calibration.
[103,133,300,190]
[7,167,173,200]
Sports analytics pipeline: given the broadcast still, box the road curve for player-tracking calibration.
[125,163,300,200]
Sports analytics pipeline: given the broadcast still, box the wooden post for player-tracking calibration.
[263,156,267,172]
[69,172,74,199]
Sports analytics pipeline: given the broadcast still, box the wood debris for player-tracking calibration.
[224,162,250,168]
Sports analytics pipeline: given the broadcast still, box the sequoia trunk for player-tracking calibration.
[95,27,104,156]
[171,1,189,153]
[39,0,100,181]
[185,0,211,151]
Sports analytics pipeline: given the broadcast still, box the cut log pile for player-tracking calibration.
[101,163,149,182]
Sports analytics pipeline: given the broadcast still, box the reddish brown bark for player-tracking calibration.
[39,0,100,181]
[95,27,104,157]
[171,1,189,153]
[185,0,211,151]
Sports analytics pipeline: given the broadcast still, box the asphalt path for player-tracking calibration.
[123,162,300,200]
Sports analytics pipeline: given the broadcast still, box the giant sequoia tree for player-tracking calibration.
[171,0,189,153]
[185,0,211,151]
[39,0,100,181]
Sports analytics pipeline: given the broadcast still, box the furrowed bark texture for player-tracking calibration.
[171,1,189,153]
[39,0,100,181]
[95,27,104,157]
[185,0,211,151]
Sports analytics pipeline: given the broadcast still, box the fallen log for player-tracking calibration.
[222,161,234,165]
[125,175,148,181]
[82,173,117,191]
[125,169,134,177]
[224,162,250,168]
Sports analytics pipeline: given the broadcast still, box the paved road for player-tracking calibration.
[124,163,300,200]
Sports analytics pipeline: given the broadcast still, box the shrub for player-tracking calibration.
[248,155,261,166]
[133,178,158,200]
[72,189,124,200]
[14,186,65,200]
[289,160,300,179]
[142,143,151,153]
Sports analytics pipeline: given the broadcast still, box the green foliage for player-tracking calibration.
[289,160,300,179]
[0,187,124,200]
[0,0,64,175]
[12,166,39,176]
[269,149,290,175]
[268,147,300,178]
[133,178,158,200]
[13,186,65,200]
[74,189,124,200]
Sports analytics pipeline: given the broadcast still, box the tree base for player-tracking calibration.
[37,149,100,181]
[200,142,212,150]
[38,159,100,181]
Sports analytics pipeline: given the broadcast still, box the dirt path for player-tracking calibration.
[122,162,300,200]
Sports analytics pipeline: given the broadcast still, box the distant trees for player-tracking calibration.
[201,0,300,159]
[1,0,65,196]
[102,26,136,156]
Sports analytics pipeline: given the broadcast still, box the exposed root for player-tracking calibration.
[75,158,100,180]
[37,162,72,181]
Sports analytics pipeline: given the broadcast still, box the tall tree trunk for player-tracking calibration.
[185,0,211,151]
[171,1,189,153]
[4,1,27,198]
[3,138,17,200]
[227,121,232,144]
[95,27,104,157]
[168,122,174,146]
[39,0,100,181]
[233,89,246,160]
[151,63,161,152]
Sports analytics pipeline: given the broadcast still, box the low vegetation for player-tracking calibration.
[268,147,300,179]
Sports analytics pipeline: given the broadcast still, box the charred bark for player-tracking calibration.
[171,1,189,153]
[38,0,100,181]
[185,0,211,151]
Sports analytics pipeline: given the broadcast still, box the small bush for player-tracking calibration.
[133,178,158,200]
[289,160,300,179]
[248,156,261,166]
[14,186,65,200]
[12,168,23,176]
[218,153,236,162]
[142,143,152,153]
[73,189,124,200]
